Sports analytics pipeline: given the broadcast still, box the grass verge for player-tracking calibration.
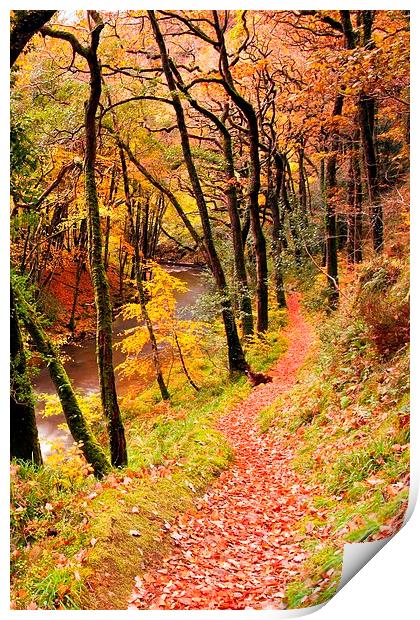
[258,260,409,608]
[11,309,288,610]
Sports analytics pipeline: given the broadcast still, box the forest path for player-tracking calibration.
[128,292,316,610]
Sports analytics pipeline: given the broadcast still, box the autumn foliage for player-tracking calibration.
[10,9,409,612]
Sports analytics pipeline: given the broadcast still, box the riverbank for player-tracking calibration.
[10,256,410,609]
[11,300,288,610]
[32,264,210,456]
[41,259,207,342]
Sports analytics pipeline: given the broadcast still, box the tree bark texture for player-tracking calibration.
[10,10,56,67]
[84,16,127,467]
[40,13,128,467]
[15,286,111,477]
[10,285,43,465]
[359,94,383,252]
[212,11,269,332]
[174,85,254,337]
[325,95,343,309]
[340,10,383,252]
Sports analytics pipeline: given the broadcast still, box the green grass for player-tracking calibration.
[11,317,289,610]
[286,546,343,608]
[28,568,84,610]
[258,273,409,609]
[10,459,94,609]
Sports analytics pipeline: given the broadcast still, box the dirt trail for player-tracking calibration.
[128,292,315,609]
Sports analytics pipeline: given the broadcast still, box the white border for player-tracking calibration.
[2,3,418,619]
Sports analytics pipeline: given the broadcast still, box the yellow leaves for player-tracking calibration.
[40,392,102,426]
[43,440,94,487]
[145,261,188,294]
[117,328,149,359]
[116,263,208,386]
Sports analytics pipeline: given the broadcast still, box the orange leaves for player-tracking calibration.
[126,294,314,610]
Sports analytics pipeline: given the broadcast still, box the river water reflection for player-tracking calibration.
[34,265,208,455]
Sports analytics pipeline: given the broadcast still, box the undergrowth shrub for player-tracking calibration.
[357,257,409,357]
[259,253,410,609]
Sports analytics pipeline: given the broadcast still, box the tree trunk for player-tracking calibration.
[347,137,363,264]
[103,162,117,271]
[281,155,301,265]
[212,11,269,332]
[177,95,253,337]
[69,219,87,332]
[174,331,200,392]
[340,10,383,252]
[297,143,308,225]
[103,215,111,270]
[325,95,343,309]
[14,285,111,477]
[359,11,382,253]
[270,153,287,308]
[148,11,247,373]
[68,257,84,332]
[40,13,128,467]
[359,94,383,252]
[10,285,43,465]
[10,10,56,66]
[353,154,363,264]
[141,195,150,261]
[84,17,127,467]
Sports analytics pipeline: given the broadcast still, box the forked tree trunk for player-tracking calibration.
[174,86,254,337]
[212,11,269,333]
[148,11,247,373]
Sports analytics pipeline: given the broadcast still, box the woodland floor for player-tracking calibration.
[128,292,317,610]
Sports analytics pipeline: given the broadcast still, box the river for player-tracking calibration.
[34,265,208,456]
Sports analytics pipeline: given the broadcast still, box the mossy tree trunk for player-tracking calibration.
[148,11,248,374]
[41,12,128,467]
[84,16,128,467]
[14,285,111,478]
[172,81,254,338]
[212,11,269,333]
[10,285,43,466]
[10,8,57,466]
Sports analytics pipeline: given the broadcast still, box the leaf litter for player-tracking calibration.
[128,293,316,610]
